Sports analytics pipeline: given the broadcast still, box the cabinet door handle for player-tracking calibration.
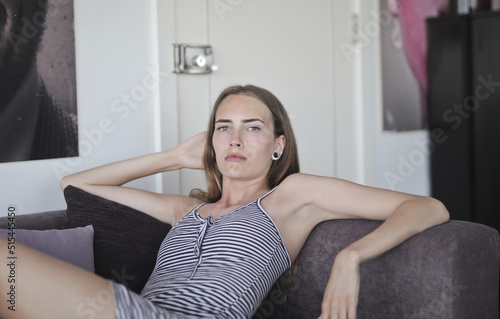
[173,43,218,74]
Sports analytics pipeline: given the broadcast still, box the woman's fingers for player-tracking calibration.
[320,250,360,319]
[175,131,207,169]
[320,294,356,319]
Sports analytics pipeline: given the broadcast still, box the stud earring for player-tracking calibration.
[271,151,282,161]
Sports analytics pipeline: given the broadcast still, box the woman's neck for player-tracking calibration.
[218,178,270,208]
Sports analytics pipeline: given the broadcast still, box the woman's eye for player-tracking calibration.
[217,126,230,132]
[248,126,261,131]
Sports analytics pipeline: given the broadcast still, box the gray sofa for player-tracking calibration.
[2,204,499,319]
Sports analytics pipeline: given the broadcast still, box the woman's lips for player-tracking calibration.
[225,153,247,162]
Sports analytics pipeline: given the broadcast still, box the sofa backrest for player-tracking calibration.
[0,210,66,230]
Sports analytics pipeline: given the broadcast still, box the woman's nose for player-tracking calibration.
[230,131,242,147]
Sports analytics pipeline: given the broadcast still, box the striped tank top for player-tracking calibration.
[140,189,291,318]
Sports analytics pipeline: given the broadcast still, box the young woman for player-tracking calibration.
[0,85,449,319]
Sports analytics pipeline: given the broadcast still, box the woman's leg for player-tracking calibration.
[0,237,116,319]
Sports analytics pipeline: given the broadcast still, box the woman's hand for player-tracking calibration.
[319,250,361,319]
[174,131,207,170]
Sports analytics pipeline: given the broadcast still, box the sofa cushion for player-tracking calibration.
[62,185,172,294]
[0,225,94,272]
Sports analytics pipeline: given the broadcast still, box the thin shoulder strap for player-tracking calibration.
[259,187,277,202]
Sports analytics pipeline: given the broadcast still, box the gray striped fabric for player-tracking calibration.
[137,188,291,318]
[112,281,196,318]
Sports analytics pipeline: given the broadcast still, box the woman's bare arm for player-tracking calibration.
[280,173,449,319]
[60,132,207,225]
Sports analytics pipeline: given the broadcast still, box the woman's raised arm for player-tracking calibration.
[59,132,207,225]
[280,173,449,319]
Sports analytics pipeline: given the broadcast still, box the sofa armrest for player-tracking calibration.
[0,210,66,230]
[265,219,499,319]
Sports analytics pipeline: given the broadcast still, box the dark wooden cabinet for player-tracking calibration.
[427,12,500,230]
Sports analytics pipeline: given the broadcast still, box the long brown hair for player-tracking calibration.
[191,84,300,202]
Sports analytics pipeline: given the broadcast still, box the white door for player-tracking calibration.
[158,0,357,195]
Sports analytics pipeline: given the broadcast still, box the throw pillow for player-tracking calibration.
[0,225,94,272]
[61,185,172,294]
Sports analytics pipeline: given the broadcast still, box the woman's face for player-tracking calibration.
[212,94,285,184]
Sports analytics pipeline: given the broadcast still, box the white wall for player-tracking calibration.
[168,0,338,196]
[0,0,164,215]
[358,0,431,196]
[332,0,366,184]
[163,0,431,197]
[1,0,431,217]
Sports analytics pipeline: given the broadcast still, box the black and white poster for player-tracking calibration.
[0,0,77,163]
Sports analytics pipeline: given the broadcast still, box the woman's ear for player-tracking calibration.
[275,135,286,153]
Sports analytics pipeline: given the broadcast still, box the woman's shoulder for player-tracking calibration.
[280,173,346,189]
[170,195,204,224]
[266,173,313,210]
[274,173,344,206]
[278,172,325,192]
[273,173,308,197]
